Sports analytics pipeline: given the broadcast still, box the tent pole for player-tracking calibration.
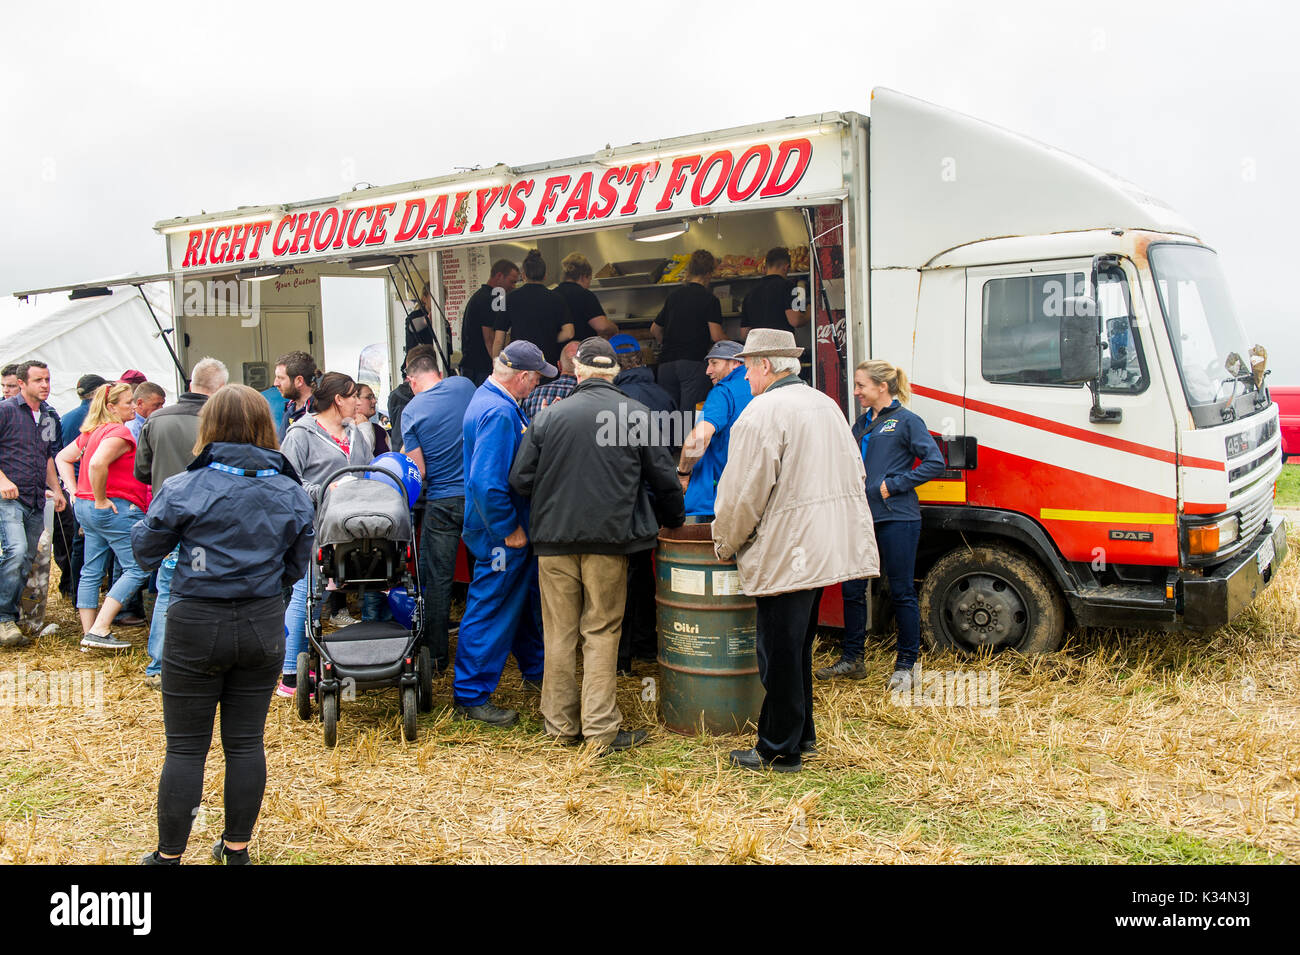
[133,283,189,388]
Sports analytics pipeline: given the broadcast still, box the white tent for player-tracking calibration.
[0,283,182,415]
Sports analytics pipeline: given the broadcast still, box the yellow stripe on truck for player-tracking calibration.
[916,480,967,503]
[1039,508,1175,525]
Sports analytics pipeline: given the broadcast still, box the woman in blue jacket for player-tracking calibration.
[132,385,315,865]
[816,360,945,690]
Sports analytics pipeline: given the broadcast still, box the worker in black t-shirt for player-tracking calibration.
[460,258,520,386]
[740,247,808,340]
[652,249,725,419]
[492,250,575,366]
[555,253,617,339]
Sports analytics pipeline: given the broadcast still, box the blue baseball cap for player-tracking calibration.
[705,340,744,362]
[610,334,640,355]
[499,340,557,378]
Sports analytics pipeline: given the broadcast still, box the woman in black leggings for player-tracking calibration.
[132,384,314,864]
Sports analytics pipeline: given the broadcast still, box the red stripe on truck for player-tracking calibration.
[912,384,1224,472]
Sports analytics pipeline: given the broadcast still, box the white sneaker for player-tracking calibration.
[329,611,358,627]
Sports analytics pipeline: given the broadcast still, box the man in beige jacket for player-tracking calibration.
[712,330,879,772]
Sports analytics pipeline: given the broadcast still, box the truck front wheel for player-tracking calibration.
[919,544,1065,655]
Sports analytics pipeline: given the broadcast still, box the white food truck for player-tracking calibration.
[17,87,1285,651]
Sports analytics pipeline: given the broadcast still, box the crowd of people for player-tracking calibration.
[0,241,947,860]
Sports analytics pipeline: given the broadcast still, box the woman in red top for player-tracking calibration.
[55,383,152,650]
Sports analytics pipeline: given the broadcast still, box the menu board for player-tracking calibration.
[438,246,491,351]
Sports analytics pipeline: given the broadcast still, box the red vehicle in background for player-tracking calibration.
[1272,388,1300,461]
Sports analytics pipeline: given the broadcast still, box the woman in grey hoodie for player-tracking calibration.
[277,372,374,696]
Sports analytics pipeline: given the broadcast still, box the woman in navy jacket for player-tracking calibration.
[816,360,945,690]
[132,384,315,865]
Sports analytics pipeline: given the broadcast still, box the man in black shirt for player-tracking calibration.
[651,249,724,419]
[555,253,617,339]
[460,258,519,386]
[740,247,808,339]
[492,250,574,366]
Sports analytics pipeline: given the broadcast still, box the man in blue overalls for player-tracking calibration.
[454,340,553,727]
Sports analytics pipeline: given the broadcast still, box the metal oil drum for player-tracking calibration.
[656,522,762,734]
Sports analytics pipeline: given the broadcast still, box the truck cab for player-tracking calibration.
[867,90,1286,652]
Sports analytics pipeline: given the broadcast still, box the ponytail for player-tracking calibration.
[857,360,910,405]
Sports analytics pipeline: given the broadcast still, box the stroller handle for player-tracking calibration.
[320,464,409,505]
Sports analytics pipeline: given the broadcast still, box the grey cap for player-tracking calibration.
[705,340,744,362]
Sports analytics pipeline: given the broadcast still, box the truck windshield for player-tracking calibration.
[1150,244,1258,410]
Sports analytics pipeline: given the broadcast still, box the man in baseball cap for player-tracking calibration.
[497,340,557,379]
[677,340,751,518]
[452,338,552,728]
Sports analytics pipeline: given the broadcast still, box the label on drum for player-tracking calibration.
[671,567,707,595]
[711,570,741,596]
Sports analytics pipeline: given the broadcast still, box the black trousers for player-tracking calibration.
[754,588,823,760]
[618,549,657,668]
[156,594,284,856]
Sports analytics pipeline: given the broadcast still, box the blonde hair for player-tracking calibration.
[561,253,592,282]
[857,360,911,404]
[82,383,134,432]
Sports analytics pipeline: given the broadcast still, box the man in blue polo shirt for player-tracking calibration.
[677,341,751,517]
[399,344,477,674]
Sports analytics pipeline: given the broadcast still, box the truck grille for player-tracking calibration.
[1232,488,1274,557]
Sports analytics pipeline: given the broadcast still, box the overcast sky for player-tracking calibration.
[3,0,1298,379]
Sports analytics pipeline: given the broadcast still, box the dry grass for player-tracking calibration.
[2,531,1298,865]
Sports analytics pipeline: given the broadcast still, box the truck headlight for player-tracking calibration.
[1188,516,1240,555]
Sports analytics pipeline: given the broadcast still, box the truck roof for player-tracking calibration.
[868,88,1198,268]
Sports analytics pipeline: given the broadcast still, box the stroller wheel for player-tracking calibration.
[417,648,433,713]
[294,652,313,721]
[322,691,338,748]
[401,685,418,742]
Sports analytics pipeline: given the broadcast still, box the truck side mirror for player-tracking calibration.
[1059,309,1101,383]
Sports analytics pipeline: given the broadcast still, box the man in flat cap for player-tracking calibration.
[510,338,684,753]
[711,329,878,772]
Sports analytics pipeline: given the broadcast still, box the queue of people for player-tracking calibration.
[0,247,949,862]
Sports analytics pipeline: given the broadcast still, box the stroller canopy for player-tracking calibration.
[316,476,412,547]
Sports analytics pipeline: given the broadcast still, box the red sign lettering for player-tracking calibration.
[366,203,397,245]
[532,176,571,226]
[470,188,504,233]
[727,145,771,202]
[588,168,621,220]
[557,171,593,223]
[621,162,659,215]
[759,138,812,198]
[181,231,203,268]
[691,151,732,206]
[394,199,427,242]
[501,180,533,230]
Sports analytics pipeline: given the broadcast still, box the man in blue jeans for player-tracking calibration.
[134,357,228,688]
[0,361,68,647]
[399,344,477,673]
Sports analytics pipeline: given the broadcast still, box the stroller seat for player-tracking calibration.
[319,620,413,668]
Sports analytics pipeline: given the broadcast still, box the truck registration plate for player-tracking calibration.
[1257,536,1275,575]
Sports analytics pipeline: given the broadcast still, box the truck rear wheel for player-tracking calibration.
[919,544,1065,655]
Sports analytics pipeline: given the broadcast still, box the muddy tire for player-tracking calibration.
[919,544,1065,655]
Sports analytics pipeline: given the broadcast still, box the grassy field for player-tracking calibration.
[1276,463,1300,507]
[2,533,1298,865]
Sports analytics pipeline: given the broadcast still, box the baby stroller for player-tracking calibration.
[294,464,432,746]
